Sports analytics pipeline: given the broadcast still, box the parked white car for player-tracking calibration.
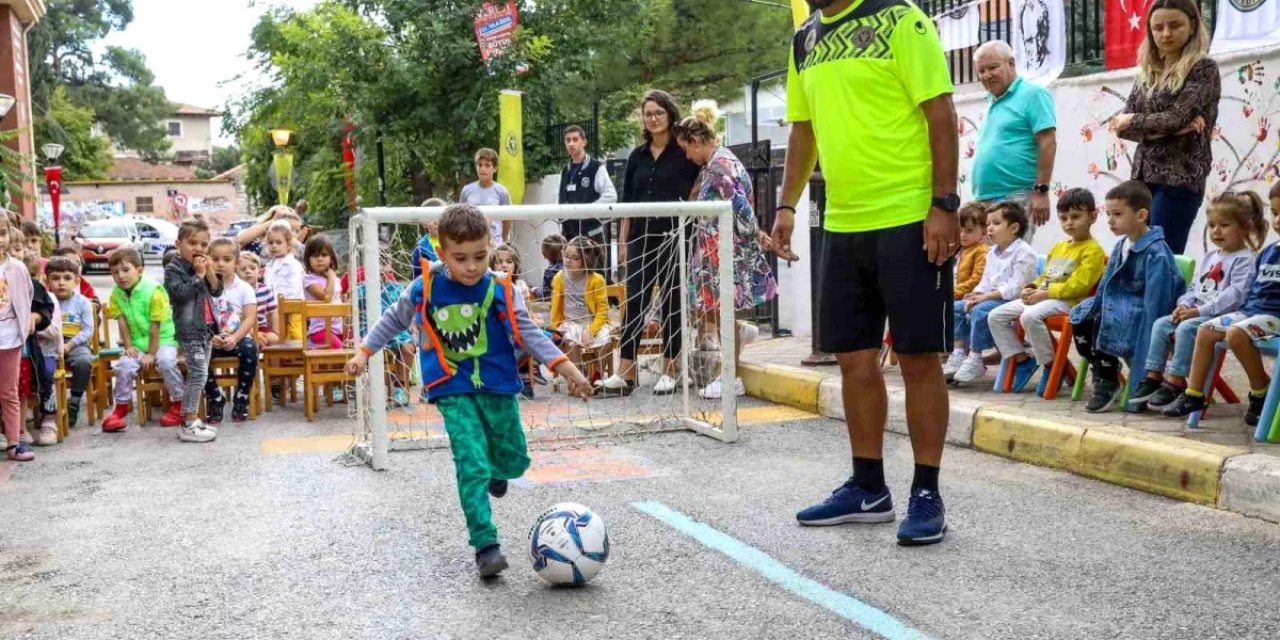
[130,216,179,259]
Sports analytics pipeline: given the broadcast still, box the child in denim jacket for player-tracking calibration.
[1069,181,1183,413]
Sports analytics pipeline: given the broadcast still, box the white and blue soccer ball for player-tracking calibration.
[528,502,610,585]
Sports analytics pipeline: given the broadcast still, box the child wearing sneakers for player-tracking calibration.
[0,224,49,461]
[945,201,1038,384]
[987,188,1106,394]
[44,256,94,428]
[346,203,593,579]
[204,238,259,424]
[953,202,988,300]
[103,247,186,433]
[1129,191,1266,413]
[1069,181,1183,413]
[1162,187,1280,424]
[162,220,222,442]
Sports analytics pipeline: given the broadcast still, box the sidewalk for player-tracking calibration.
[741,336,1280,523]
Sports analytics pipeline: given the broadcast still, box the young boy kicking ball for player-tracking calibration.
[346,203,593,579]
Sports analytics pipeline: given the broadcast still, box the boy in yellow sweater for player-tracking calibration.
[987,188,1106,394]
[550,236,610,381]
[953,202,988,300]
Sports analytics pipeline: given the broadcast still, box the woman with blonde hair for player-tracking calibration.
[1109,0,1219,254]
[673,100,785,400]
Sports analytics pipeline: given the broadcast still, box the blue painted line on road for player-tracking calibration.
[632,501,934,640]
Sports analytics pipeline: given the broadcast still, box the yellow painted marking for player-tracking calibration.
[260,404,820,455]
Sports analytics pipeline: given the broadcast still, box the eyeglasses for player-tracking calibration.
[643,111,667,120]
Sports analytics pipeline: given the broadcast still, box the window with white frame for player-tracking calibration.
[167,121,183,138]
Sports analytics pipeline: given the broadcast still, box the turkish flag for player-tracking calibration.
[1105,0,1153,70]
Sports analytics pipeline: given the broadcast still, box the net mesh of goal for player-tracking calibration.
[344,202,739,470]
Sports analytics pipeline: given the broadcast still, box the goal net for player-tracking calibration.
[344,201,739,470]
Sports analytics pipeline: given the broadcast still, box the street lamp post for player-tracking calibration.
[42,143,65,247]
[270,129,294,207]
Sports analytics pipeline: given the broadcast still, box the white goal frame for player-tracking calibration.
[349,201,738,470]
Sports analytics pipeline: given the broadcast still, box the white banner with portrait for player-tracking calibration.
[935,2,981,52]
[1211,0,1280,54]
[1011,0,1066,86]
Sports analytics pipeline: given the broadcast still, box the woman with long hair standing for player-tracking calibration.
[598,90,700,396]
[1110,0,1219,254]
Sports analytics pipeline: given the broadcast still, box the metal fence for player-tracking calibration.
[541,101,601,167]
[917,0,1218,84]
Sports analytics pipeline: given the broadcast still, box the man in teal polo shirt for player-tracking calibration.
[972,40,1057,234]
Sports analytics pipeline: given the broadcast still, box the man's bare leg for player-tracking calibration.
[837,350,886,458]
[897,353,949,467]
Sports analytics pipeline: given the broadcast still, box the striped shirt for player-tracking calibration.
[255,282,277,333]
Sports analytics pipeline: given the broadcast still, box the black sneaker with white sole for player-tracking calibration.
[1160,392,1206,418]
[1146,382,1183,409]
[1086,376,1122,413]
[1127,378,1164,411]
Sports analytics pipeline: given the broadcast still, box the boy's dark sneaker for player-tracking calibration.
[1245,393,1266,427]
[488,479,509,498]
[1086,376,1122,413]
[796,478,894,525]
[67,404,79,429]
[1160,392,1206,418]
[231,399,250,423]
[1127,378,1165,411]
[519,384,535,400]
[1146,382,1183,409]
[897,488,947,546]
[475,544,509,579]
[206,396,226,425]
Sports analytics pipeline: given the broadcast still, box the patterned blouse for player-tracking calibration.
[689,147,777,313]
[1120,57,1220,194]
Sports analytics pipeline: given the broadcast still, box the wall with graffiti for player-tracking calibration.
[955,45,1280,259]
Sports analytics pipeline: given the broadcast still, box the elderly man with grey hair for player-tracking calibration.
[971,40,1057,236]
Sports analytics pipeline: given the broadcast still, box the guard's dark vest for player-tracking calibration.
[558,157,603,204]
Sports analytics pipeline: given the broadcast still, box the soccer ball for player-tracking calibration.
[528,502,610,585]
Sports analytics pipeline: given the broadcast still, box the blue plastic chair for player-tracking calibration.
[1249,337,1280,442]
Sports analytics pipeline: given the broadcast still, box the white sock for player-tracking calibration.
[968,351,983,361]
[952,348,965,357]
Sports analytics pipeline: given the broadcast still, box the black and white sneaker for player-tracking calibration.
[1086,375,1122,413]
[1246,393,1267,427]
[1161,392,1207,418]
[1146,382,1183,409]
[1127,378,1165,411]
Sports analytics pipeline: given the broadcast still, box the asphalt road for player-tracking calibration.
[2,394,1278,640]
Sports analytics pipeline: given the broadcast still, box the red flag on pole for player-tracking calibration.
[1105,0,1153,70]
[45,165,62,231]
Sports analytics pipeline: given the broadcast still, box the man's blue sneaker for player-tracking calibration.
[1011,357,1039,393]
[796,478,894,526]
[897,489,947,546]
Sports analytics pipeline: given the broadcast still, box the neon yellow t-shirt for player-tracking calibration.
[786,0,953,233]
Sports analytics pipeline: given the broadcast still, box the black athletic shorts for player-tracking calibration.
[817,221,954,355]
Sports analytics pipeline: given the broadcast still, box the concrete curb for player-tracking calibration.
[740,359,1279,523]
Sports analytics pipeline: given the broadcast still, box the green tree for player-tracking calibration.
[30,0,172,160]
[34,86,113,181]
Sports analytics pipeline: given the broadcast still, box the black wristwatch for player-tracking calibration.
[931,193,960,213]
[1033,183,1050,194]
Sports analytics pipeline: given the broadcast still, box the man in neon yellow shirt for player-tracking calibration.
[773,0,959,546]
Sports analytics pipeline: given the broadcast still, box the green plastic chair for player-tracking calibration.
[1071,255,1195,404]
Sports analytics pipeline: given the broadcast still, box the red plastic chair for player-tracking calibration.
[998,315,1077,398]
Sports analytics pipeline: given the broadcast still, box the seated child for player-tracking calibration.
[551,236,610,378]
[205,238,259,423]
[102,247,186,433]
[1069,181,1183,413]
[44,256,94,427]
[944,201,1038,383]
[953,202,988,300]
[346,203,592,579]
[1130,191,1264,412]
[535,234,565,301]
[987,188,1106,394]
[53,246,98,300]
[303,235,342,349]
[264,221,305,340]
[239,252,280,348]
[411,197,446,279]
[24,254,59,446]
[1162,186,1280,424]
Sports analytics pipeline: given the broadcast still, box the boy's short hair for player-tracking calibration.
[161,248,179,268]
[1057,188,1097,214]
[541,233,566,262]
[19,219,39,238]
[1106,180,1153,213]
[564,125,586,140]
[177,219,211,240]
[990,200,1030,239]
[437,203,491,247]
[109,246,144,269]
[239,251,262,267]
[45,256,79,277]
[208,237,237,255]
[958,202,988,228]
[53,245,79,259]
[474,148,499,166]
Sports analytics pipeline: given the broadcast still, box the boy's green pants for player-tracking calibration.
[437,393,531,550]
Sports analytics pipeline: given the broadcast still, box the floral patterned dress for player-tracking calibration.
[688,147,778,313]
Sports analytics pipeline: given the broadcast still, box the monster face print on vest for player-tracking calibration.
[429,278,496,388]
